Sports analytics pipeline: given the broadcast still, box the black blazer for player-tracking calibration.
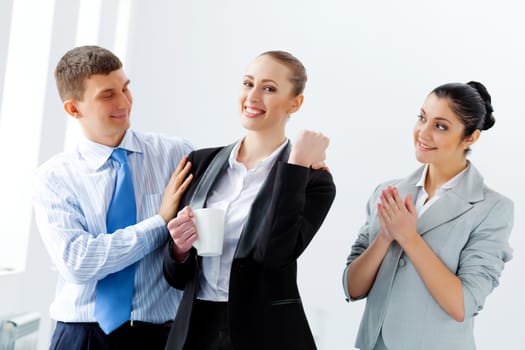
[163,142,336,350]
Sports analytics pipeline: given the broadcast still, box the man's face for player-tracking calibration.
[66,68,132,147]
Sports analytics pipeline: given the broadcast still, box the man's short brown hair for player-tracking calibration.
[55,45,122,101]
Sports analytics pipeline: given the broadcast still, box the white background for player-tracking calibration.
[0,1,523,349]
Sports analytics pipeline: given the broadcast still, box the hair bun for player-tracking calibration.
[467,81,495,130]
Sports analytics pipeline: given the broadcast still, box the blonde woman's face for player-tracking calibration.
[238,55,302,134]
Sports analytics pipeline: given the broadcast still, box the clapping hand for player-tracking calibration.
[377,186,418,246]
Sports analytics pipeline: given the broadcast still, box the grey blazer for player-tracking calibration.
[343,163,513,350]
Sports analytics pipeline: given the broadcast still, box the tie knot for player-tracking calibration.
[110,148,128,165]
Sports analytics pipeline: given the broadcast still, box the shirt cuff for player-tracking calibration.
[342,264,351,302]
[135,215,169,254]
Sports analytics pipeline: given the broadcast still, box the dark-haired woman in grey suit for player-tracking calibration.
[343,81,513,350]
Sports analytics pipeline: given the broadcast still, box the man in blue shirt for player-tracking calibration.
[33,45,193,350]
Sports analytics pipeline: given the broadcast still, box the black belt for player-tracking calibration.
[57,320,174,330]
[126,320,173,328]
[59,321,173,329]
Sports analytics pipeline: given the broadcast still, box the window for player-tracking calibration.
[64,0,130,151]
[0,0,132,273]
[0,0,55,272]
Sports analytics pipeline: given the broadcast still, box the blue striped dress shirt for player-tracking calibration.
[32,129,193,323]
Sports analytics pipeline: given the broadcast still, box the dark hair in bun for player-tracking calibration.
[431,81,495,137]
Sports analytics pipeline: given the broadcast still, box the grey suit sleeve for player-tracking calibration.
[458,197,514,318]
[343,186,380,302]
[342,224,370,301]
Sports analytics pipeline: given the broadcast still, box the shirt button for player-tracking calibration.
[398,258,406,267]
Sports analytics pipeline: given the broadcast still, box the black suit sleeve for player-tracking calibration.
[253,162,336,269]
[163,241,197,290]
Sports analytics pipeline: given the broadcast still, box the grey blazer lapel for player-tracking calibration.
[367,241,403,347]
[416,192,472,235]
[234,142,291,259]
[395,166,424,212]
[398,163,485,236]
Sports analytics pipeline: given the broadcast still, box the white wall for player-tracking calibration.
[1,1,523,349]
[126,1,525,349]
[0,1,77,349]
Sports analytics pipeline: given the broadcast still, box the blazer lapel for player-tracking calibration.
[189,143,236,209]
[366,240,403,346]
[395,168,421,212]
[234,142,291,259]
[416,192,472,235]
[398,163,485,236]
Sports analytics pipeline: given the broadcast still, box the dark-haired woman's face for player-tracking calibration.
[413,94,473,170]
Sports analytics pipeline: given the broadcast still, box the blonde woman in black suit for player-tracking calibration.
[163,51,336,350]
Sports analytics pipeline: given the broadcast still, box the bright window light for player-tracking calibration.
[63,0,131,151]
[0,0,55,272]
[114,0,131,62]
[64,0,102,152]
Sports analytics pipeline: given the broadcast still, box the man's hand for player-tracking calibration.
[158,157,192,223]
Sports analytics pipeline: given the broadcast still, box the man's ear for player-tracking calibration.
[63,99,81,119]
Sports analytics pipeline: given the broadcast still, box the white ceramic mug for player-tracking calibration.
[192,208,225,256]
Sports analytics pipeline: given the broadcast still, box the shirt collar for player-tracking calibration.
[228,137,289,171]
[415,165,428,188]
[77,129,143,170]
[416,162,470,191]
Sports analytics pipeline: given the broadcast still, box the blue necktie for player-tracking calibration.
[95,148,136,334]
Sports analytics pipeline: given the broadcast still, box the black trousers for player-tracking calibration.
[184,300,234,350]
[49,321,172,350]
